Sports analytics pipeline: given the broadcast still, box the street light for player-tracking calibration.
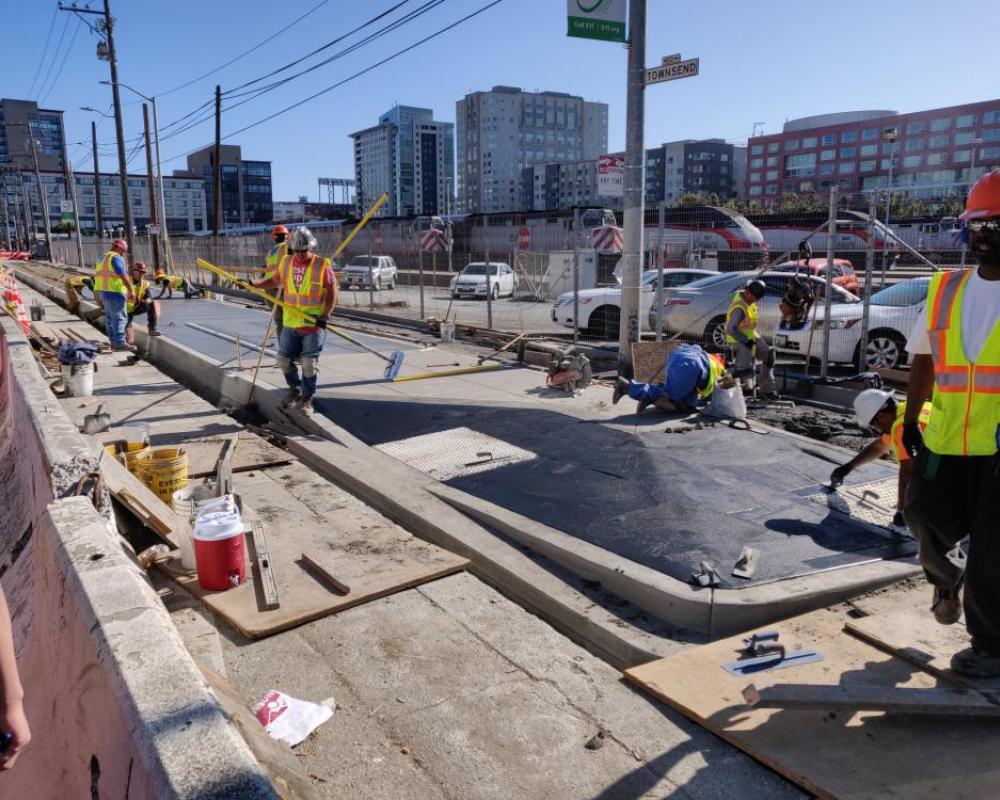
[880,126,898,285]
[99,80,169,265]
[81,105,112,118]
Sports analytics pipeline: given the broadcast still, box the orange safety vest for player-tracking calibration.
[279,253,331,329]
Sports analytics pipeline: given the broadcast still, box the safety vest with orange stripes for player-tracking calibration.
[923,268,1000,456]
[279,253,331,330]
[93,251,127,296]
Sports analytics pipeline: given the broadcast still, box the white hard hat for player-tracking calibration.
[290,226,317,253]
[853,388,895,427]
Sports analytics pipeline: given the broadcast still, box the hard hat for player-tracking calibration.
[112,238,128,253]
[290,226,317,253]
[746,279,766,299]
[853,388,894,427]
[959,171,1000,221]
[271,224,289,239]
[132,261,148,273]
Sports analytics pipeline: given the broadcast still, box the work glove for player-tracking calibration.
[314,315,329,330]
[892,510,907,528]
[901,422,924,459]
[829,465,850,488]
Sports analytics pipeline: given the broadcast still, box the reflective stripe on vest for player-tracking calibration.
[698,353,726,399]
[126,278,149,313]
[265,243,287,281]
[280,254,329,329]
[888,400,931,462]
[725,292,757,344]
[93,251,126,296]
[923,268,1000,456]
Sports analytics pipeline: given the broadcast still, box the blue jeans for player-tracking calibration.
[627,380,667,403]
[277,327,326,398]
[99,291,128,347]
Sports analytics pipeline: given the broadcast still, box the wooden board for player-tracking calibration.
[625,608,1000,800]
[845,610,1000,691]
[631,340,684,384]
[159,469,468,638]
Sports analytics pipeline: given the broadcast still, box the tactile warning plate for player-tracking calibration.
[803,478,899,528]
[374,426,537,482]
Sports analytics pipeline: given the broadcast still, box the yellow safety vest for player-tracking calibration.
[725,292,758,344]
[126,278,149,313]
[887,400,932,462]
[923,268,1000,456]
[68,275,91,289]
[264,242,288,282]
[280,254,330,329]
[698,353,727,399]
[93,251,127,296]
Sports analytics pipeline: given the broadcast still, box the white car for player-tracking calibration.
[774,277,930,369]
[342,255,398,290]
[552,269,715,338]
[450,262,516,300]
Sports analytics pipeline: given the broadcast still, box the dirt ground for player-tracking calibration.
[748,402,876,453]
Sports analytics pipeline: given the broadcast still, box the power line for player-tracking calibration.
[38,18,83,105]
[34,13,72,101]
[26,6,60,97]
[155,0,335,98]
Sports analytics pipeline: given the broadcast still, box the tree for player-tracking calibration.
[704,192,721,207]
[677,193,703,208]
[53,221,75,233]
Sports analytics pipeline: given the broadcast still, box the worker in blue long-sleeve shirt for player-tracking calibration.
[92,238,137,351]
[612,344,727,413]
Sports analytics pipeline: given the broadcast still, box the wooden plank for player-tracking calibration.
[744,682,1000,717]
[624,607,1000,800]
[845,610,1000,692]
[158,469,468,638]
[214,435,237,495]
[247,520,280,611]
[631,340,684,384]
[98,448,189,548]
[301,552,351,595]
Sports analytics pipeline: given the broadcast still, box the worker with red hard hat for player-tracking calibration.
[902,170,1000,678]
[92,238,137,351]
[263,224,291,337]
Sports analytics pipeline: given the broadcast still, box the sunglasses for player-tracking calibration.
[968,219,1000,232]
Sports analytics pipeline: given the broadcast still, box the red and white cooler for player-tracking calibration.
[193,510,246,591]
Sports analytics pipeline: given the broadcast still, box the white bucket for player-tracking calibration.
[171,482,218,570]
[440,321,456,343]
[61,362,95,397]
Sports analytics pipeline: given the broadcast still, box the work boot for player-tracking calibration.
[148,328,162,338]
[612,377,629,405]
[931,587,962,626]
[950,646,1000,679]
[636,398,653,414]
[112,344,136,352]
[297,397,315,416]
[280,388,301,409]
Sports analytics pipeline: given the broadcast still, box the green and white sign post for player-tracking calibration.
[567,0,626,42]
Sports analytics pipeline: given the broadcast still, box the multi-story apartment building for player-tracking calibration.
[745,100,1000,206]
[185,144,273,227]
[0,98,65,172]
[457,86,608,213]
[645,139,744,206]
[350,105,454,217]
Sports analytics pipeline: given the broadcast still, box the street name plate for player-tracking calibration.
[646,57,699,85]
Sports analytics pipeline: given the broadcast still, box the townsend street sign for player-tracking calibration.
[645,53,700,85]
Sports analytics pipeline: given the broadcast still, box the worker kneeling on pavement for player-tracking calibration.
[124,262,162,341]
[153,266,203,299]
[726,279,777,399]
[251,227,337,416]
[901,171,1000,679]
[829,388,931,527]
[611,344,727,413]
[64,273,96,313]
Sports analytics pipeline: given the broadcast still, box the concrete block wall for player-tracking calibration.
[0,313,277,798]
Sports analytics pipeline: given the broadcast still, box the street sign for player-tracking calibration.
[420,228,448,253]
[645,55,699,85]
[148,223,160,235]
[517,225,531,252]
[566,0,626,43]
[597,153,625,198]
[59,200,75,224]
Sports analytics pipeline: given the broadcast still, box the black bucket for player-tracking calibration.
[29,305,44,321]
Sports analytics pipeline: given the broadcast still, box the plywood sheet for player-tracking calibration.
[631,340,684,384]
[625,608,1000,800]
[845,610,1000,692]
[160,469,468,638]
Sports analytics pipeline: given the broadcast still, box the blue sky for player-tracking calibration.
[7,0,999,201]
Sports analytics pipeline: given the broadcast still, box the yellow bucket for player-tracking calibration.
[135,447,189,503]
[104,440,152,474]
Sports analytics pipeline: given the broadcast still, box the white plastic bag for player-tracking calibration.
[705,380,747,421]
[253,690,334,747]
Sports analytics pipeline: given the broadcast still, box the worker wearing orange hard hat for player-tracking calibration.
[902,170,1000,678]
[263,224,290,337]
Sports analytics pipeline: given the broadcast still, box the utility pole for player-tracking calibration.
[213,84,222,236]
[61,123,87,268]
[27,129,53,261]
[92,120,104,240]
[0,177,10,250]
[821,186,838,380]
[142,103,161,271]
[150,97,170,267]
[618,0,646,377]
[103,0,135,264]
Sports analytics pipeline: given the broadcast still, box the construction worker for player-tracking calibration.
[124,262,161,341]
[264,224,290,337]
[251,227,337,416]
[902,171,1000,678]
[64,273,95,313]
[829,388,931,526]
[612,344,726,413]
[153,265,202,299]
[92,238,136,351]
[725,279,777,399]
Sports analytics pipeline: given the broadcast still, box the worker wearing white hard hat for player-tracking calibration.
[828,388,931,526]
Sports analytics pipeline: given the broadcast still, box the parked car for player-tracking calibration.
[774,277,930,369]
[450,262,516,300]
[342,255,398,290]
[649,271,861,349]
[552,269,716,337]
[770,258,860,295]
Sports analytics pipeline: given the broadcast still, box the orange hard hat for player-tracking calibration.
[112,238,128,253]
[271,224,289,239]
[960,171,1000,220]
[132,261,148,273]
